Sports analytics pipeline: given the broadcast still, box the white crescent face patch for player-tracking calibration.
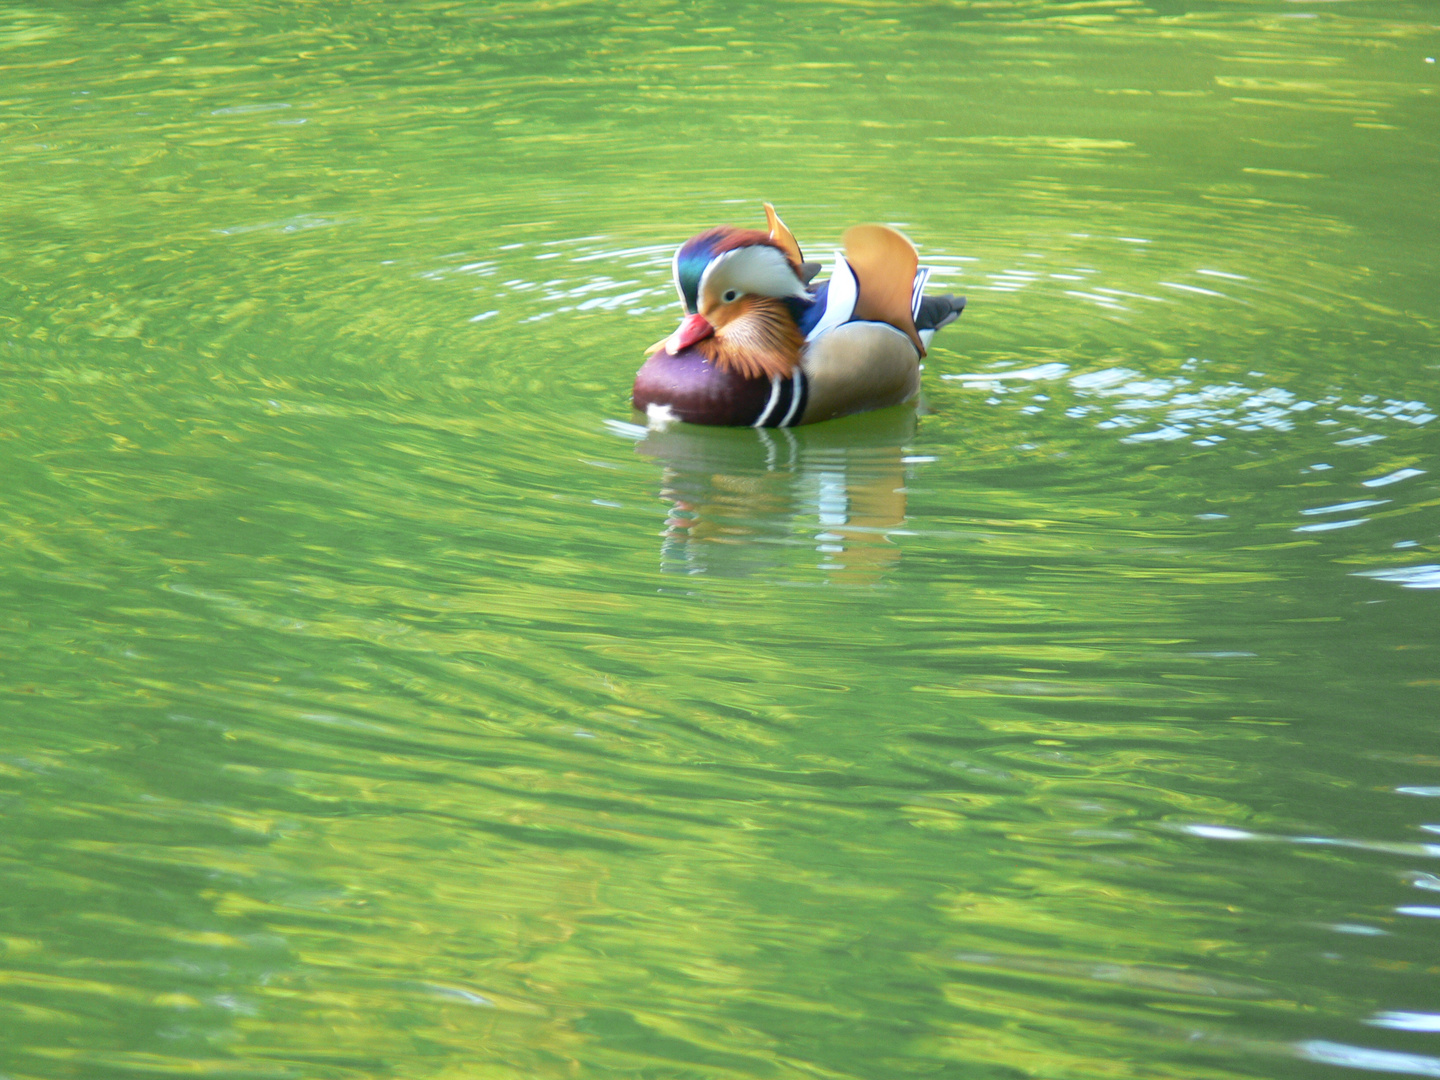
[696,245,809,313]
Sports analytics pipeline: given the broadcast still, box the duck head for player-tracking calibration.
[656,211,812,381]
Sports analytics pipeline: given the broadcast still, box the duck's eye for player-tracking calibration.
[722,289,739,303]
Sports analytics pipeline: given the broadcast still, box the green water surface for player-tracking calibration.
[2,1,1439,1077]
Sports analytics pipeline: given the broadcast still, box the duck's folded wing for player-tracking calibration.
[842,224,926,357]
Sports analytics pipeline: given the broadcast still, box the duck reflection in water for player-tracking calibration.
[634,408,921,584]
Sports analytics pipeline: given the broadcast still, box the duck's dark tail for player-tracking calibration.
[917,293,966,332]
[916,293,965,350]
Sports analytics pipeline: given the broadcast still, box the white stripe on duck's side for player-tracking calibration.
[777,368,806,427]
[752,375,784,428]
[752,368,808,428]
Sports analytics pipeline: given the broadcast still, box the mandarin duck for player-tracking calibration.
[633,204,965,427]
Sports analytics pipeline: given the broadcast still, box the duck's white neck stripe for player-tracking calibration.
[752,375,784,428]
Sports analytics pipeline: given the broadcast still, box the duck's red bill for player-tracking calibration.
[666,313,714,354]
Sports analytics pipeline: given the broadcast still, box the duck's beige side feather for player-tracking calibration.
[799,321,921,425]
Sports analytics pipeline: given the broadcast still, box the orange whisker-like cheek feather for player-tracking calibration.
[708,297,804,382]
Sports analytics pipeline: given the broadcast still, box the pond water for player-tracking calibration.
[2,1,1438,1077]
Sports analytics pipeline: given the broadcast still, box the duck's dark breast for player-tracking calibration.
[632,348,806,427]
